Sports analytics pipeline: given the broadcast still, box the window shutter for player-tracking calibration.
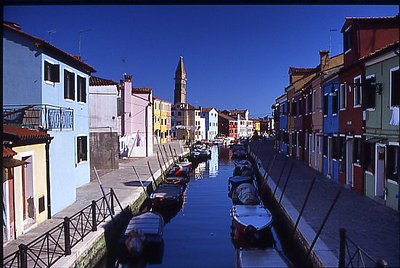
[52,64,60,82]
[44,61,50,81]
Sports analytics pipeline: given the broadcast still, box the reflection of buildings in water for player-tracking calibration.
[194,161,207,180]
[207,146,219,177]
[218,146,232,163]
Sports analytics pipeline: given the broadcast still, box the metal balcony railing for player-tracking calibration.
[3,104,74,131]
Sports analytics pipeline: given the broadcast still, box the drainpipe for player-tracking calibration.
[45,138,53,219]
[145,94,152,157]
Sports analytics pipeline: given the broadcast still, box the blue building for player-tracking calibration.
[322,74,342,183]
[3,22,96,215]
[276,94,289,156]
[201,108,219,141]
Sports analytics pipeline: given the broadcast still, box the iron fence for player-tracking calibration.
[3,189,120,268]
[339,228,387,268]
[3,104,74,131]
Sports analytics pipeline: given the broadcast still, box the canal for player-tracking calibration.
[99,145,290,268]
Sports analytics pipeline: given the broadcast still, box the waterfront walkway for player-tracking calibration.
[250,139,399,267]
[3,140,188,266]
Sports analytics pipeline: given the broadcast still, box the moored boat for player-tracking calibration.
[150,184,185,208]
[165,176,189,185]
[228,176,255,198]
[167,165,190,177]
[120,212,164,260]
[230,205,274,247]
[231,182,260,205]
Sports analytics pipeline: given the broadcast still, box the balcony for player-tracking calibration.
[3,104,74,131]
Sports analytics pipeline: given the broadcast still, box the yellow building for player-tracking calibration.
[153,96,172,144]
[3,125,52,243]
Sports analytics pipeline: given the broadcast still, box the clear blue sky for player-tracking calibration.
[4,5,398,118]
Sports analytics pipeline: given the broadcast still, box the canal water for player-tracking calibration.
[99,145,288,268]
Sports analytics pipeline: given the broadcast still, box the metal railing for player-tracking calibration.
[3,188,120,268]
[3,104,74,131]
[339,228,387,268]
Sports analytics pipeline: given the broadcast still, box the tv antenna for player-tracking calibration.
[47,30,56,44]
[329,29,337,54]
[78,29,92,57]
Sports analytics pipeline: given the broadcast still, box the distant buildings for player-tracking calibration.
[153,96,172,144]
[273,15,399,211]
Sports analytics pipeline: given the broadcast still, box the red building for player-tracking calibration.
[338,15,399,193]
[218,111,236,138]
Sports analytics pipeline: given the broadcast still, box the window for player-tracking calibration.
[307,94,312,114]
[323,136,328,157]
[178,112,182,116]
[354,76,362,107]
[332,90,338,114]
[64,70,75,100]
[353,138,361,165]
[343,27,352,52]
[77,136,88,163]
[44,61,60,82]
[117,97,121,116]
[365,75,376,109]
[390,67,399,107]
[364,142,375,173]
[77,76,86,103]
[339,84,347,110]
[387,145,399,182]
[323,94,328,116]
[292,101,297,116]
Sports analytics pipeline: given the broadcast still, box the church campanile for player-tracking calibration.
[174,56,187,104]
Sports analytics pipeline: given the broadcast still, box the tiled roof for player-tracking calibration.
[289,67,316,75]
[218,112,235,121]
[132,88,152,94]
[3,146,17,158]
[359,41,400,62]
[3,21,96,74]
[229,109,247,116]
[341,15,399,32]
[201,107,216,113]
[89,76,117,86]
[153,95,172,103]
[3,125,50,142]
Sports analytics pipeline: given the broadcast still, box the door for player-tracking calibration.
[346,139,353,186]
[309,134,312,165]
[375,145,386,199]
[22,156,35,231]
[328,137,333,176]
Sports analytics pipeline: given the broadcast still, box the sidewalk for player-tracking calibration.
[250,139,399,267]
[3,140,188,263]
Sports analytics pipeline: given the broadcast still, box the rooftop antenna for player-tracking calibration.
[47,30,56,44]
[78,29,91,57]
[329,29,337,54]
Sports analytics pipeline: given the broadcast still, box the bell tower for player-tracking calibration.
[174,56,187,104]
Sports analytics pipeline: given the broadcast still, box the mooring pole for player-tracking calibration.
[173,148,179,161]
[147,160,158,186]
[169,144,176,162]
[163,145,170,164]
[278,163,295,204]
[132,166,149,198]
[93,166,114,220]
[291,177,317,238]
[304,190,342,266]
[156,151,165,182]
[273,157,288,196]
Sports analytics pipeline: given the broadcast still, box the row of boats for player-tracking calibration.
[228,144,274,249]
[118,158,195,266]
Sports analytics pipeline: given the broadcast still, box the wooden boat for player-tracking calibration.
[231,183,260,205]
[233,159,252,167]
[230,205,273,247]
[150,184,185,208]
[228,176,255,198]
[120,212,164,259]
[233,164,254,177]
[175,161,193,170]
[167,165,190,177]
[235,248,289,268]
[165,176,189,185]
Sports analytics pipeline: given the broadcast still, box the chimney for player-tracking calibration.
[320,50,329,70]
[124,73,132,82]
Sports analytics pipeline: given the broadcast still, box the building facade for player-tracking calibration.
[201,108,219,141]
[3,21,95,215]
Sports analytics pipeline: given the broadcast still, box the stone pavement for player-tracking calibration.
[3,140,188,264]
[249,139,399,267]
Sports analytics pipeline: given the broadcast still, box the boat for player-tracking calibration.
[150,184,185,208]
[165,176,189,185]
[120,212,164,260]
[230,205,274,247]
[228,176,255,198]
[233,159,253,167]
[166,165,190,178]
[235,248,290,268]
[233,164,254,177]
[231,183,260,205]
[190,144,212,159]
[175,161,193,170]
